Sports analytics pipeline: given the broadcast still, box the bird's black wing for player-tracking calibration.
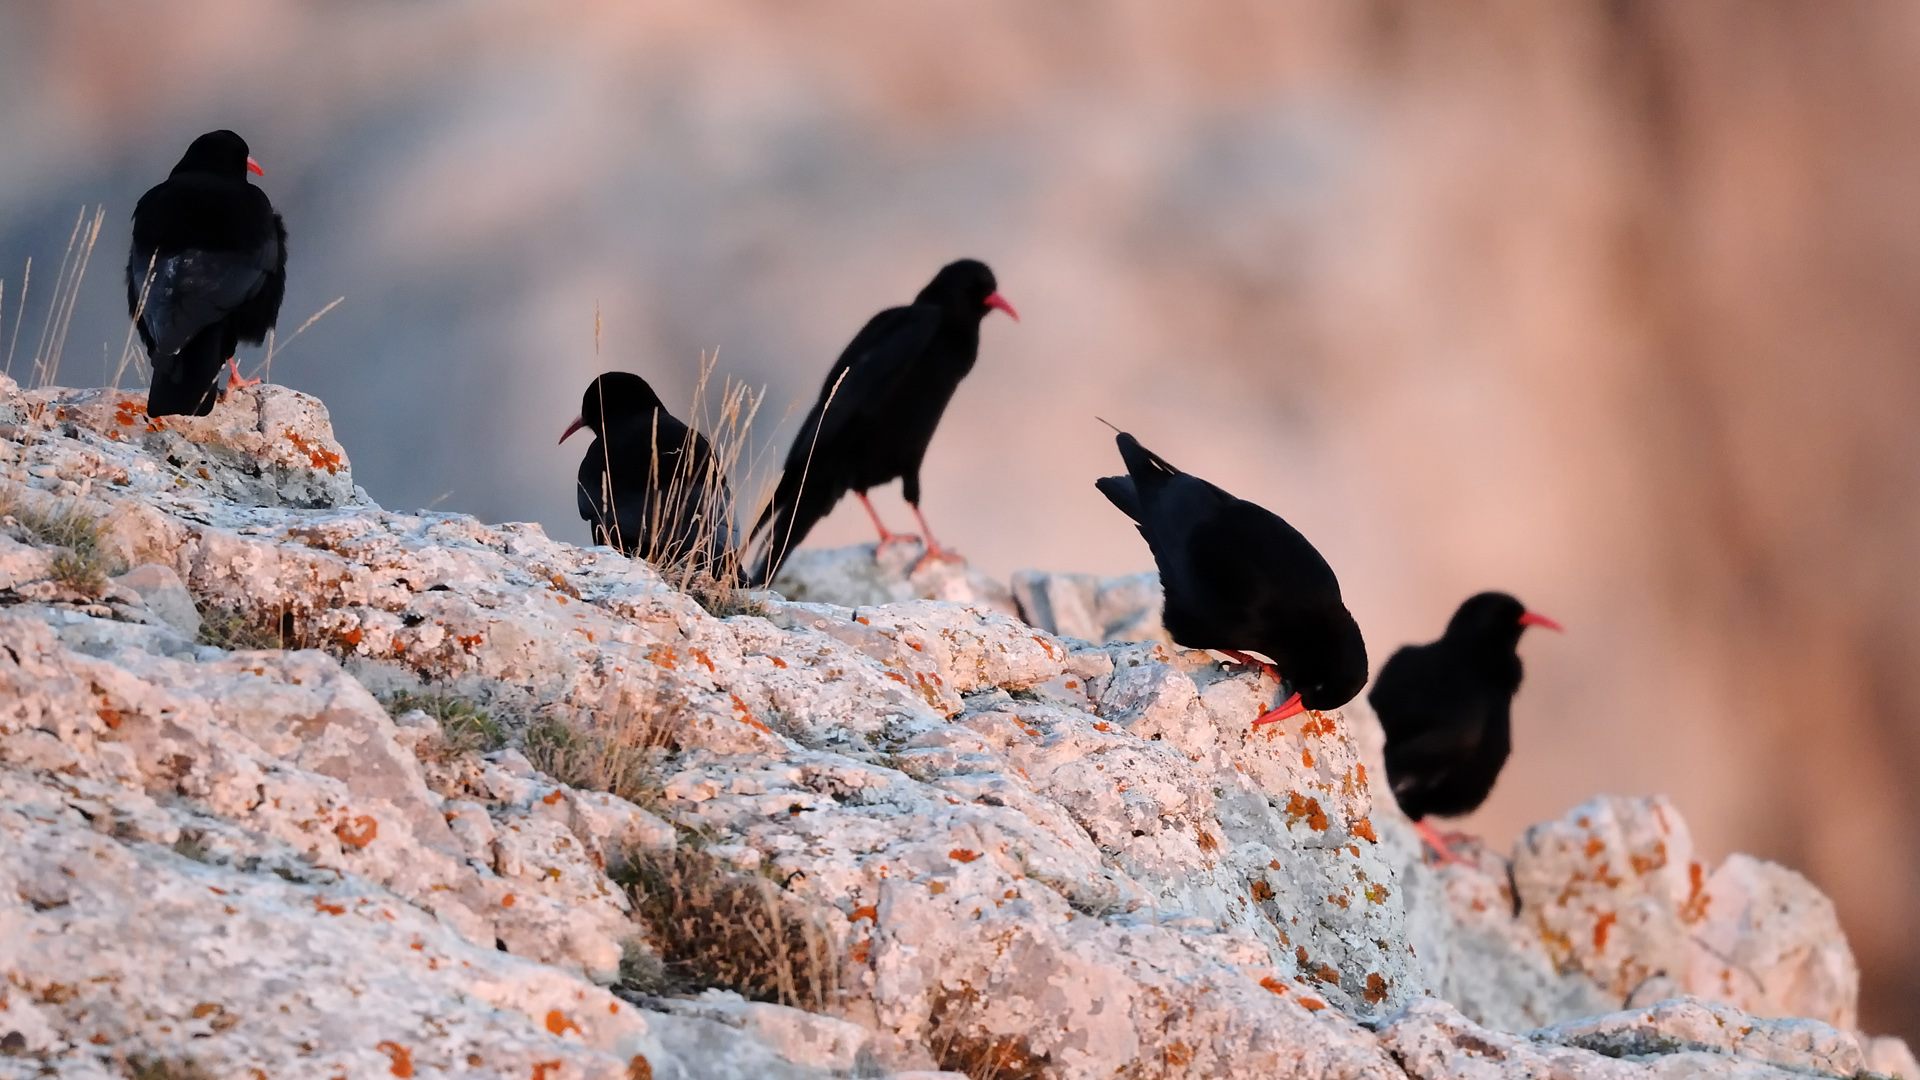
[786,304,942,470]
[136,239,277,369]
[747,304,941,580]
[1186,497,1342,609]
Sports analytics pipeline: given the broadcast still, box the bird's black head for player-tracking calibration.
[1444,591,1563,650]
[916,259,1018,322]
[171,130,263,182]
[1292,609,1370,711]
[560,371,667,444]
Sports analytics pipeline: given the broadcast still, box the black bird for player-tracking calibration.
[561,371,733,572]
[746,259,1016,585]
[1369,591,1561,863]
[1096,431,1367,728]
[128,130,288,418]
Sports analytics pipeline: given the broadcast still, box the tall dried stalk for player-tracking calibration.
[245,295,344,382]
[29,205,105,391]
[3,257,28,379]
[113,253,159,389]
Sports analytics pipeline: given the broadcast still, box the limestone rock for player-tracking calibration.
[770,541,1018,616]
[1010,568,1165,644]
[0,376,1904,1079]
[108,563,200,638]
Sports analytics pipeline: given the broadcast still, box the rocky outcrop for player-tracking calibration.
[0,377,1910,1079]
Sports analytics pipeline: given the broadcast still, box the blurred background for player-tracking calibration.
[3,0,1917,1038]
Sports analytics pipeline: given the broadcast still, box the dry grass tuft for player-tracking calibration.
[194,602,311,651]
[927,986,1053,1080]
[382,689,506,759]
[523,695,682,809]
[0,486,122,597]
[588,352,778,618]
[616,846,842,1012]
[123,1056,214,1080]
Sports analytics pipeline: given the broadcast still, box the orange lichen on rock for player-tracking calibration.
[948,849,981,863]
[1363,973,1388,1004]
[1284,792,1329,832]
[376,1041,413,1078]
[545,1010,581,1036]
[1593,911,1618,950]
[334,816,378,849]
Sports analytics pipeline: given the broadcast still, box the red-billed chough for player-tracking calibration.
[746,259,1016,585]
[128,130,287,418]
[1368,591,1561,863]
[1096,430,1368,728]
[562,371,733,572]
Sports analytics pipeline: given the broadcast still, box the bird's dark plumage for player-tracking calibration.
[746,259,1014,584]
[1370,591,1559,822]
[563,371,733,572]
[1096,431,1368,713]
[129,130,287,418]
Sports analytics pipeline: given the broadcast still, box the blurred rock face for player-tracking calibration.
[3,0,1918,1039]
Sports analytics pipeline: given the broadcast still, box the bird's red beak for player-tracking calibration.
[247,157,265,177]
[984,291,1018,321]
[559,415,587,444]
[1518,611,1564,632]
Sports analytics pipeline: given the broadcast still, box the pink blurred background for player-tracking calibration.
[4,0,1918,1038]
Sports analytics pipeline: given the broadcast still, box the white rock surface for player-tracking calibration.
[0,376,1909,1079]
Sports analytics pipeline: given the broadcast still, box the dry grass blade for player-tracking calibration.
[247,295,344,382]
[30,205,105,391]
[114,253,160,389]
[3,257,28,379]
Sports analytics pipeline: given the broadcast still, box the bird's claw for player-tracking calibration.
[224,358,261,390]
[1414,819,1475,867]
[910,544,965,576]
[873,532,924,556]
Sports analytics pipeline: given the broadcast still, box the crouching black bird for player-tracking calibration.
[1369,592,1561,863]
[128,130,287,418]
[1096,431,1367,729]
[561,372,733,572]
[746,259,1016,585]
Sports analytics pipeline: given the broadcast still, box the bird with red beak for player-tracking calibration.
[1369,591,1564,864]
[746,258,1016,584]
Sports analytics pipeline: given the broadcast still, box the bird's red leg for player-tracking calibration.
[1218,650,1281,683]
[909,504,964,573]
[1414,818,1472,867]
[225,357,261,390]
[858,493,921,553]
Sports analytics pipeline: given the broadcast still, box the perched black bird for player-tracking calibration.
[1369,591,1561,862]
[128,130,288,418]
[1096,431,1367,728]
[561,371,733,572]
[746,259,1016,585]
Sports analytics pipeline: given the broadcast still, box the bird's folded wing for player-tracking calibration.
[139,241,275,365]
[804,304,942,448]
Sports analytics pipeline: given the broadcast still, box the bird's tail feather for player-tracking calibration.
[145,328,226,418]
[1114,432,1180,483]
[746,467,845,586]
[1094,475,1142,523]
